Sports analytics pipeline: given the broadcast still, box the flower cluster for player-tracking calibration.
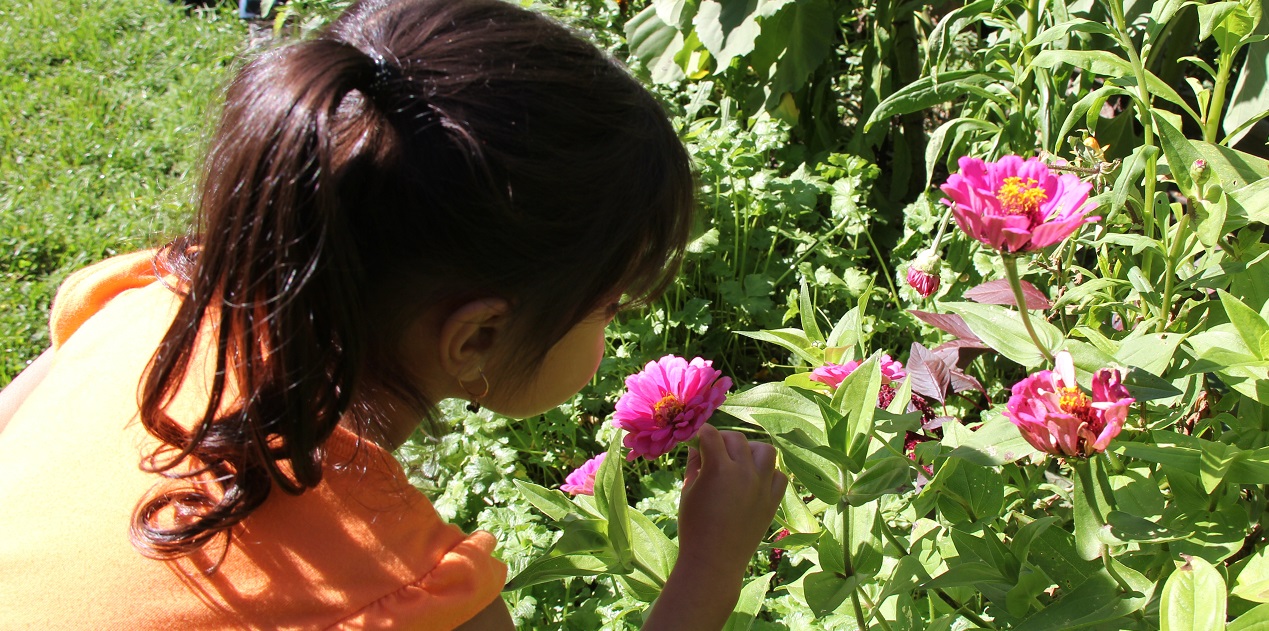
[612,355,732,460]
[940,156,1097,253]
[1004,351,1133,458]
[560,453,605,496]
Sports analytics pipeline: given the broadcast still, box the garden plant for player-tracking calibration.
[5,0,1269,628]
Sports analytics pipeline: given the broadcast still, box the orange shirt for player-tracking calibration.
[0,251,507,629]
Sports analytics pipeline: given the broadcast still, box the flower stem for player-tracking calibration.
[1157,210,1190,332]
[1001,254,1053,363]
[1107,0,1159,245]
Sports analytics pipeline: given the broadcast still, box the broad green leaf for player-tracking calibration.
[514,480,578,522]
[845,500,883,578]
[946,406,1041,465]
[737,328,821,365]
[595,434,632,572]
[1027,525,1100,593]
[1195,142,1269,192]
[626,6,688,84]
[1027,18,1118,50]
[1010,516,1059,566]
[925,117,996,188]
[1115,332,1184,376]
[1197,1,1245,42]
[1221,289,1269,359]
[1098,511,1190,545]
[1072,456,1115,561]
[692,0,790,68]
[943,301,1065,369]
[1210,2,1257,52]
[722,572,774,631]
[753,0,835,98]
[770,425,842,504]
[921,561,1008,590]
[1227,178,1269,230]
[937,460,1004,524]
[720,382,826,437]
[1229,603,1269,631]
[652,0,699,29]
[1014,561,1153,630]
[628,509,676,588]
[550,518,613,555]
[842,456,911,506]
[826,306,860,350]
[926,0,995,71]
[778,480,820,534]
[1160,555,1227,631]
[504,551,615,591]
[864,71,1008,131]
[1233,546,1269,603]
[803,571,857,618]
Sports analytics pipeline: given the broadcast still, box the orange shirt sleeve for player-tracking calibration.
[49,250,160,349]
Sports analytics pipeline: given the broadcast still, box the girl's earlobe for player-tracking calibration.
[436,297,510,382]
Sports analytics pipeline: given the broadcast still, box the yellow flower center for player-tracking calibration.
[996,177,1048,216]
[1058,386,1091,417]
[653,395,685,428]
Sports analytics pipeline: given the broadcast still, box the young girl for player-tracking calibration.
[0,0,786,628]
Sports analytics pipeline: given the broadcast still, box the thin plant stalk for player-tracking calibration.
[1001,254,1054,363]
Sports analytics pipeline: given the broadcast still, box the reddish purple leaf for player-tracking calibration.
[909,310,982,343]
[964,279,1052,310]
[907,342,950,404]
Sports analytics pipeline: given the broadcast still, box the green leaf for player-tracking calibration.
[737,328,821,365]
[845,500,883,578]
[943,301,1065,369]
[692,0,790,69]
[925,117,997,188]
[1229,603,1269,631]
[826,306,860,352]
[1072,456,1115,561]
[1110,144,1161,219]
[946,407,1041,466]
[595,434,632,572]
[514,480,578,522]
[1227,178,1269,230]
[1014,561,1153,630]
[1197,1,1246,42]
[864,71,1008,132]
[1221,289,1269,359]
[628,509,676,588]
[504,551,615,591]
[830,353,882,467]
[722,572,774,631]
[842,456,911,506]
[1233,546,1269,603]
[1098,511,1190,545]
[803,571,857,618]
[936,460,1004,524]
[778,481,820,534]
[1032,50,1198,122]
[1161,554,1227,631]
[798,278,823,343]
[1196,142,1269,193]
[921,561,1008,590]
[753,0,835,99]
[720,382,826,437]
[769,425,843,504]
[626,6,689,84]
[1115,332,1184,376]
[926,0,995,71]
[1153,111,1207,200]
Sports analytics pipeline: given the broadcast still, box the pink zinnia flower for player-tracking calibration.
[906,250,942,298]
[940,156,1098,252]
[560,453,605,496]
[809,355,907,389]
[1004,351,1134,458]
[612,355,732,460]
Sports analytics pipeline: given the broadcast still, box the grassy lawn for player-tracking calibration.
[0,0,247,383]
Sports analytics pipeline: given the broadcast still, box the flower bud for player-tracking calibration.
[1190,159,1210,187]
[906,250,942,298]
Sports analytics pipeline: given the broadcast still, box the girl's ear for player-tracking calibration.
[437,298,510,381]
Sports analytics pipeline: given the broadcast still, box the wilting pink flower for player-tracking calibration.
[1004,351,1133,458]
[810,355,907,389]
[612,355,732,460]
[940,156,1097,253]
[906,250,942,298]
[560,453,606,496]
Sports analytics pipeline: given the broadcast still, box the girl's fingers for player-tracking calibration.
[695,423,727,464]
[770,470,789,501]
[750,441,777,476]
[719,429,752,465]
[684,446,702,488]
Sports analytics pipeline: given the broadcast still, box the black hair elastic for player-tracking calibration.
[366,50,401,93]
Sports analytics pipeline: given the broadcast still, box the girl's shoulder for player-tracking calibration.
[49,249,165,349]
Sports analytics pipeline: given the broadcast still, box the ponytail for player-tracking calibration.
[134,39,392,561]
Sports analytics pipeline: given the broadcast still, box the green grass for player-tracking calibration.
[0,0,246,383]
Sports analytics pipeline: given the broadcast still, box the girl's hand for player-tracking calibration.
[642,424,786,630]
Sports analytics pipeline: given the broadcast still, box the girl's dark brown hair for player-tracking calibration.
[133,0,693,560]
